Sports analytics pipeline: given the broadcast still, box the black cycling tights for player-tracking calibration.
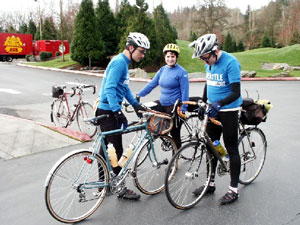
[206,110,241,188]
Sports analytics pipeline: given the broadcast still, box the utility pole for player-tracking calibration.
[60,0,65,61]
[34,0,42,39]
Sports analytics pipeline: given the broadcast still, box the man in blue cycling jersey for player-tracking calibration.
[96,32,149,200]
[190,34,242,205]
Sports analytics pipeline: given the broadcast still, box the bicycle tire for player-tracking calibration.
[133,135,177,195]
[180,115,201,160]
[51,97,69,127]
[238,127,267,185]
[45,150,109,223]
[164,141,212,210]
[77,102,97,138]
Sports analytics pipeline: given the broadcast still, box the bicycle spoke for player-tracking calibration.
[165,141,212,210]
[45,151,109,223]
[134,136,177,195]
[238,128,267,184]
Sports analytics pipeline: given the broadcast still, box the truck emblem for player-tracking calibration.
[4,35,23,53]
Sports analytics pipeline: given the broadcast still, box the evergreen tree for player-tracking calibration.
[28,20,37,40]
[232,39,237,52]
[153,4,177,65]
[118,0,158,69]
[71,0,105,66]
[115,0,135,52]
[260,29,271,47]
[19,23,28,34]
[42,17,57,40]
[290,30,300,45]
[223,33,234,52]
[189,31,198,42]
[95,0,118,57]
[237,40,245,52]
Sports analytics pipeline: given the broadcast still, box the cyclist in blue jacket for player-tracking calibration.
[136,43,189,149]
[189,34,242,205]
[96,32,149,200]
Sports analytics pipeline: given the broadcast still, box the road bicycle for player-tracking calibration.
[50,83,97,138]
[44,110,178,223]
[124,97,201,159]
[164,99,267,210]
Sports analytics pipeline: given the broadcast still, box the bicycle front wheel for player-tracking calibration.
[133,135,177,195]
[51,98,69,127]
[238,127,267,185]
[165,141,212,210]
[45,150,109,223]
[77,102,97,138]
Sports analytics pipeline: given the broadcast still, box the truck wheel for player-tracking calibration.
[6,57,13,62]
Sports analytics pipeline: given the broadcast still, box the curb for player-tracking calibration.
[18,63,300,82]
[0,114,91,143]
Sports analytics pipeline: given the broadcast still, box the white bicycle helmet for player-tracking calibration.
[189,34,218,58]
[126,32,150,49]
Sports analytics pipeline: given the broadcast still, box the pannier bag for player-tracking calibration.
[52,85,64,98]
[148,111,173,135]
[240,98,272,125]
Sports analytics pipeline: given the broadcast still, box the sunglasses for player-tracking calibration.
[200,53,212,63]
[136,48,146,55]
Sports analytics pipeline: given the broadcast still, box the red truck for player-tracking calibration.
[33,40,69,58]
[0,32,70,62]
[0,33,33,62]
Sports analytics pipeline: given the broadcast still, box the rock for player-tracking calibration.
[188,72,206,78]
[129,68,151,79]
[292,66,300,71]
[261,63,275,70]
[241,70,256,77]
[272,63,292,71]
[271,72,291,77]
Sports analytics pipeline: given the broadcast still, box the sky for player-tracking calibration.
[0,0,272,15]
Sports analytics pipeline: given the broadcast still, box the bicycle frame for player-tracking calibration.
[197,114,229,171]
[76,116,161,191]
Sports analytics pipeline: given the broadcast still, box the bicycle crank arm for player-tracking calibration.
[154,158,169,168]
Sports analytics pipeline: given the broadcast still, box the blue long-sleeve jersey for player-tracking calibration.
[138,64,189,111]
[98,53,138,112]
[205,51,242,110]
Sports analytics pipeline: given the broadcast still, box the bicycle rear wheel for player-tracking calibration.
[45,150,109,223]
[165,141,212,210]
[238,127,267,185]
[51,98,69,127]
[180,115,200,159]
[133,135,177,195]
[77,102,97,138]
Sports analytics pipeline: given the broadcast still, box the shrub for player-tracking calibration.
[25,54,32,62]
[55,51,61,57]
[39,51,53,61]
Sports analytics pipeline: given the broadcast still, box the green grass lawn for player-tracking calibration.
[25,43,300,77]
[25,54,77,68]
[177,40,300,77]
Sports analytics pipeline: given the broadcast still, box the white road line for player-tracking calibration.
[0,88,22,94]
[42,93,52,96]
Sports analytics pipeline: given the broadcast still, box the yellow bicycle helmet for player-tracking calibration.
[163,43,180,55]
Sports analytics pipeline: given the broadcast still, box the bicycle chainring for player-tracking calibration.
[217,163,229,176]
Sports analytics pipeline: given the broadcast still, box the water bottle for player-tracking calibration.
[223,154,230,169]
[213,140,227,157]
[118,144,134,167]
[107,143,118,167]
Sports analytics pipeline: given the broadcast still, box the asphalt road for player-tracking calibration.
[0,61,300,225]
